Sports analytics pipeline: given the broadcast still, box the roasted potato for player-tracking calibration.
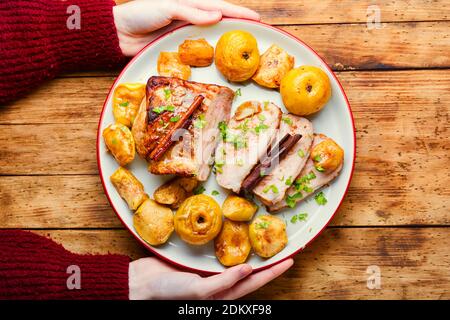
[110,167,148,210]
[178,38,214,67]
[249,215,287,258]
[174,195,222,245]
[214,220,251,267]
[311,137,344,172]
[134,199,174,246]
[222,194,258,222]
[113,83,146,127]
[153,177,199,209]
[157,52,191,80]
[252,44,294,88]
[103,123,135,166]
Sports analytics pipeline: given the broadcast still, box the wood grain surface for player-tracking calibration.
[33,228,450,299]
[0,0,449,300]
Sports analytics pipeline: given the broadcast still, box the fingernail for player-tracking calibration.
[239,264,252,276]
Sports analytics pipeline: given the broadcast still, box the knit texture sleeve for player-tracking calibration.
[0,230,130,300]
[0,0,127,104]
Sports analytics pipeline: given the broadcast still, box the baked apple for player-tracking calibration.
[280,66,331,116]
[174,194,223,245]
[157,52,191,80]
[113,83,146,127]
[252,44,294,88]
[134,199,174,246]
[110,167,148,210]
[249,215,287,258]
[215,30,260,82]
[215,220,251,267]
[178,38,214,67]
[102,123,135,166]
[222,194,257,222]
[311,136,344,172]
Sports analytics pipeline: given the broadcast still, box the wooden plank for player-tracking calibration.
[3,20,450,125]
[0,176,121,228]
[0,123,98,175]
[30,228,450,299]
[0,70,448,226]
[115,0,450,24]
[283,22,450,70]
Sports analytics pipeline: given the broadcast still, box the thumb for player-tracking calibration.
[170,4,222,25]
[196,264,253,298]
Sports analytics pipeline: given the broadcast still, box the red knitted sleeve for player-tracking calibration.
[0,230,130,300]
[0,0,127,104]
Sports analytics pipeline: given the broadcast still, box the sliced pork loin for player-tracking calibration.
[215,101,282,193]
[268,134,343,212]
[253,115,314,206]
[132,76,234,181]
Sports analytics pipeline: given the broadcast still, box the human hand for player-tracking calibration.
[128,257,293,300]
[113,0,261,56]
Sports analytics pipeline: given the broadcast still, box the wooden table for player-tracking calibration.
[1,0,449,299]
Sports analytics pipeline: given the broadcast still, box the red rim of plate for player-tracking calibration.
[96,17,356,275]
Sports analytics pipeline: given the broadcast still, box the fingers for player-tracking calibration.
[170,3,223,25]
[184,0,261,21]
[195,264,253,298]
[214,259,294,300]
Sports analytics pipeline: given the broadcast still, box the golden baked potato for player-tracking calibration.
[252,44,294,88]
[157,52,191,80]
[153,177,199,209]
[214,220,251,267]
[113,83,146,128]
[311,137,344,172]
[249,215,287,258]
[215,30,260,82]
[178,38,214,67]
[103,123,135,166]
[280,66,331,116]
[133,199,174,246]
[174,194,223,245]
[222,194,257,222]
[110,167,148,210]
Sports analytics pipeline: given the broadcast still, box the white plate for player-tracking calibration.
[97,18,356,274]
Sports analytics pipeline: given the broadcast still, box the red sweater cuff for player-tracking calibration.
[45,0,127,72]
[0,230,130,300]
[0,0,126,104]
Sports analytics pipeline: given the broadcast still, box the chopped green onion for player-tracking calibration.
[314,191,328,205]
[298,149,305,158]
[254,123,269,134]
[193,185,205,195]
[235,88,242,97]
[118,101,129,107]
[313,155,322,162]
[163,88,171,100]
[211,190,220,196]
[285,176,293,186]
[170,115,180,122]
[194,114,207,129]
[315,165,325,172]
[282,116,293,126]
[256,221,270,229]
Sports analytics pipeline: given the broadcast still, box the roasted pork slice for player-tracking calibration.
[268,134,344,212]
[253,115,314,206]
[132,76,234,181]
[215,101,282,193]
